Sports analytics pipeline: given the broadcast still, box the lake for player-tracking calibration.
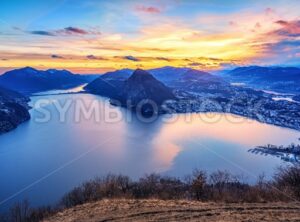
[0,92,299,211]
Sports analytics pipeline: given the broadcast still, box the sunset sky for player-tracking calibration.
[0,0,300,74]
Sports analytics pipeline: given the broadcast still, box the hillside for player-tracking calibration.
[118,69,176,112]
[224,66,300,93]
[44,199,300,222]
[0,86,30,133]
[84,77,122,99]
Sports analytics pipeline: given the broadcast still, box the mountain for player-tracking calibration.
[79,74,100,82]
[85,69,133,98]
[85,69,176,114]
[84,77,121,99]
[149,66,191,84]
[0,86,30,133]
[93,66,227,90]
[0,67,94,94]
[163,69,227,91]
[84,70,133,98]
[100,69,133,81]
[118,69,176,114]
[0,86,29,102]
[224,66,300,93]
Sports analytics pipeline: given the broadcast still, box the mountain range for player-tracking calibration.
[86,66,226,92]
[86,69,176,114]
[118,69,176,114]
[0,67,98,94]
[1,65,300,133]
[223,66,300,93]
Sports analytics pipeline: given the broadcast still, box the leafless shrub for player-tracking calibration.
[190,169,207,200]
[61,174,133,207]
[2,200,54,222]
[9,200,30,222]
[2,167,300,221]
[132,174,186,199]
[274,165,300,200]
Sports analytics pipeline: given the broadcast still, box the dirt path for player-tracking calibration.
[44,199,300,222]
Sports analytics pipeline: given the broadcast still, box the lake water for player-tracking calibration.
[0,93,299,211]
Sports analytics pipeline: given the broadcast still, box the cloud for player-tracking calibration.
[253,39,300,65]
[86,55,97,59]
[123,55,140,62]
[262,40,300,52]
[255,22,261,29]
[66,27,100,35]
[264,7,275,16]
[272,20,300,37]
[136,5,161,14]
[51,54,64,59]
[276,20,288,26]
[228,21,238,27]
[156,57,171,61]
[188,62,204,67]
[29,27,100,37]
[59,27,89,35]
[1,58,8,61]
[29,30,55,36]
[86,55,106,60]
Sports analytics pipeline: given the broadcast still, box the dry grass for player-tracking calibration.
[44,199,300,222]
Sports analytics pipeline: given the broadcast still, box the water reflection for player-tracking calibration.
[0,93,300,211]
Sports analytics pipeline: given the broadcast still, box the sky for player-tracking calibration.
[0,0,300,74]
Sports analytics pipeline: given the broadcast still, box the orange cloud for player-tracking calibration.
[273,20,300,37]
[1,5,300,73]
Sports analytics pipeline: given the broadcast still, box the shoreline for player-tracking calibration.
[28,91,300,132]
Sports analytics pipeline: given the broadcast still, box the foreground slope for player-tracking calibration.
[44,199,300,222]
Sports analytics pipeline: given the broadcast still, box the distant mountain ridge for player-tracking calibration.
[91,66,190,83]
[0,67,97,94]
[224,66,300,93]
[150,66,191,84]
[87,66,226,91]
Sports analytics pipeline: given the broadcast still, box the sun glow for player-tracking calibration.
[1,0,300,74]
